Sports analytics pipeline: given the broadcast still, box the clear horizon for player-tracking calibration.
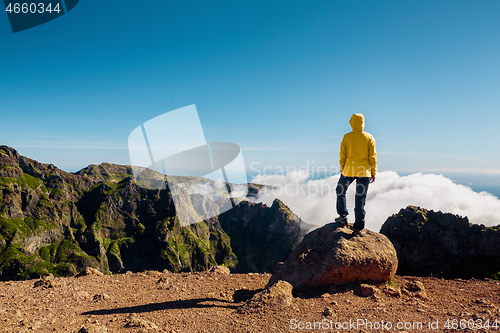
[3,142,499,200]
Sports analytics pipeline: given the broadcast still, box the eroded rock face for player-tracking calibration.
[0,145,310,280]
[218,199,314,273]
[267,223,398,292]
[20,228,64,255]
[0,146,237,279]
[380,206,500,279]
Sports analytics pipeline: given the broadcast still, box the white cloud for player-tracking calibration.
[402,168,500,174]
[249,171,500,232]
[183,180,249,202]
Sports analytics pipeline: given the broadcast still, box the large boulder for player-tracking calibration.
[380,206,500,278]
[266,223,398,292]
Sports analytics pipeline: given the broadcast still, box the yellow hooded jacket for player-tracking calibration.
[339,114,377,177]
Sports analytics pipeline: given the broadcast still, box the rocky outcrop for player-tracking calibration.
[73,177,233,274]
[218,199,314,273]
[267,223,398,292]
[19,228,64,254]
[380,206,500,279]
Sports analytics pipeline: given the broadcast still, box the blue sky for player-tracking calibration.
[1,1,499,192]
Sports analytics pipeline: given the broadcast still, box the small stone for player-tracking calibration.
[322,307,335,317]
[77,291,90,298]
[33,277,65,289]
[405,281,427,299]
[406,280,425,292]
[93,293,111,302]
[30,320,41,330]
[77,267,104,277]
[208,266,230,274]
[359,284,379,297]
[237,280,294,314]
[157,276,168,283]
[384,286,402,297]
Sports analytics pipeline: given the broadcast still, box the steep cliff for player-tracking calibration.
[218,199,314,273]
[0,146,236,279]
[0,146,308,280]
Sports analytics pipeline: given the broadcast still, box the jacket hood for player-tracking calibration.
[349,113,365,132]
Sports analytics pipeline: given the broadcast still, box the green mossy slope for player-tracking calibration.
[0,146,238,280]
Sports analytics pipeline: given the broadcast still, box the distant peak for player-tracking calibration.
[0,145,20,160]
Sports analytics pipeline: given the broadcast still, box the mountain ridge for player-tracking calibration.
[0,145,310,280]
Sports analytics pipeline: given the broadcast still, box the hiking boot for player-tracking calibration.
[352,228,364,237]
[334,215,348,226]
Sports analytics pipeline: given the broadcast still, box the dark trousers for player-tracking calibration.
[336,174,370,230]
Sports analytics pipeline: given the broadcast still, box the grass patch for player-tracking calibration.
[72,220,86,230]
[16,174,42,190]
[36,185,49,196]
[24,217,35,231]
[37,198,54,207]
[33,218,54,231]
[100,237,113,252]
[100,236,134,253]
[54,239,80,263]
[0,176,15,186]
[39,245,52,262]
[0,218,33,240]
[53,262,76,276]
[20,260,54,279]
[50,188,64,196]
[104,188,119,195]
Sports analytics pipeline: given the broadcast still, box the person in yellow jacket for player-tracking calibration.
[335,113,377,236]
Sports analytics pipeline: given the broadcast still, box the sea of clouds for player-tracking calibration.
[249,171,500,232]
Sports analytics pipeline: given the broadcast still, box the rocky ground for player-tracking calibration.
[1,269,499,333]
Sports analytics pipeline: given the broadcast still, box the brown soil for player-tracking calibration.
[0,270,499,332]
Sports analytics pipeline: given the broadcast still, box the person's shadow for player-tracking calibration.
[82,288,263,316]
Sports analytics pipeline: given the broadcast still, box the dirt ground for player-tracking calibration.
[0,270,499,332]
